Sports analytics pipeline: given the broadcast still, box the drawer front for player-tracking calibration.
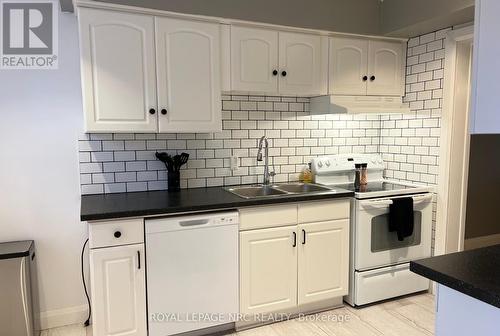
[354,263,430,306]
[239,204,297,231]
[298,199,350,224]
[89,218,144,249]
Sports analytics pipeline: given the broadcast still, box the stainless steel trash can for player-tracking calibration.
[0,241,39,336]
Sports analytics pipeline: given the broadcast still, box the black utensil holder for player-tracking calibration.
[167,171,181,192]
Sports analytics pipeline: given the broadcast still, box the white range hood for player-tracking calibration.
[310,95,410,114]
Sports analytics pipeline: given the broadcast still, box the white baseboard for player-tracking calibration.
[39,305,89,330]
[464,233,500,250]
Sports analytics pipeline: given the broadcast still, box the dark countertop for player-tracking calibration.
[0,240,33,260]
[81,186,354,221]
[410,244,500,308]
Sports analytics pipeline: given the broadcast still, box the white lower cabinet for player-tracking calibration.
[90,244,147,336]
[240,226,298,314]
[88,218,147,336]
[298,220,349,305]
[239,200,350,316]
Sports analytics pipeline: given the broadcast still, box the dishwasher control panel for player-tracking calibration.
[214,213,239,225]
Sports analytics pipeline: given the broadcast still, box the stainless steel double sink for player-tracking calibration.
[225,182,336,199]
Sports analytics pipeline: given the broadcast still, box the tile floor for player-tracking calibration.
[42,293,434,336]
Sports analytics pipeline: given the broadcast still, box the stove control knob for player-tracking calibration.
[325,160,331,167]
[317,161,323,168]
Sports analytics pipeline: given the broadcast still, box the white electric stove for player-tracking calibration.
[311,154,434,306]
[311,153,433,199]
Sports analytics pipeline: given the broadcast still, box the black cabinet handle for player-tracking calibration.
[362,76,368,81]
[161,108,167,115]
[292,232,297,247]
[370,75,376,81]
[302,229,306,245]
[272,69,278,76]
[114,231,122,238]
[281,70,287,77]
[137,251,141,269]
[149,108,156,115]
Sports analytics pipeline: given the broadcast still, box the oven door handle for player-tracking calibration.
[412,194,433,205]
[361,200,394,209]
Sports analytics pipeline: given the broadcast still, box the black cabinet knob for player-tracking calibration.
[161,109,167,115]
[272,69,278,76]
[281,70,287,77]
[149,108,156,115]
[370,75,376,81]
[114,231,122,238]
[362,76,368,81]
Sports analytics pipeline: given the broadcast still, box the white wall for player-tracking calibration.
[0,12,87,328]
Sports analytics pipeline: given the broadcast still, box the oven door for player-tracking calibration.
[354,193,433,271]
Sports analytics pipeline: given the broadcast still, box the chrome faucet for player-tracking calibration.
[257,136,275,185]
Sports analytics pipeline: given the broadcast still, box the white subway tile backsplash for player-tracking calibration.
[102,141,124,151]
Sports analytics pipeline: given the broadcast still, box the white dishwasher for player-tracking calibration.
[145,211,239,336]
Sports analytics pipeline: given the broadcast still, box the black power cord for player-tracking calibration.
[81,238,91,327]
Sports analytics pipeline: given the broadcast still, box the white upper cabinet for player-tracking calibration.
[279,32,328,95]
[78,8,158,133]
[230,26,327,95]
[329,37,369,95]
[329,37,405,96]
[367,40,404,96]
[231,26,279,94]
[156,17,222,133]
[78,8,222,133]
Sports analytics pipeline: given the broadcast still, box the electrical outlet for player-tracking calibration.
[230,156,239,171]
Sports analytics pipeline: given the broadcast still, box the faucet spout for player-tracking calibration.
[257,136,272,185]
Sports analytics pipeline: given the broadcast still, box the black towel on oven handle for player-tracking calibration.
[389,197,414,241]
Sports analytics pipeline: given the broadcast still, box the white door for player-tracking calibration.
[78,8,158,133]
[90,244,147,336]
[240,226,297,314]
[156,17,222,133]
[231,26,279,94]
[298,220,349,305]
[329,37,368,95]
[367,40,405,96]
[278,32,327,95]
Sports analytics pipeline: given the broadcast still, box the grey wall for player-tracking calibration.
[465,135,500,239]
[95,0,381,35]
[380,0,474,37]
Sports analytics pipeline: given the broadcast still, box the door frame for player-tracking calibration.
[435,25,474,255]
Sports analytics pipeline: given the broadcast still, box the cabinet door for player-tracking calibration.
[90,244,146,336]
[78,8,158,133]
[156,17,222,133]
[231,26,279,94]
[278,32,327,95]
[367,40,405,96]
[240,226,297,314]
[329,37,368,95]
[298,220,349,305]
